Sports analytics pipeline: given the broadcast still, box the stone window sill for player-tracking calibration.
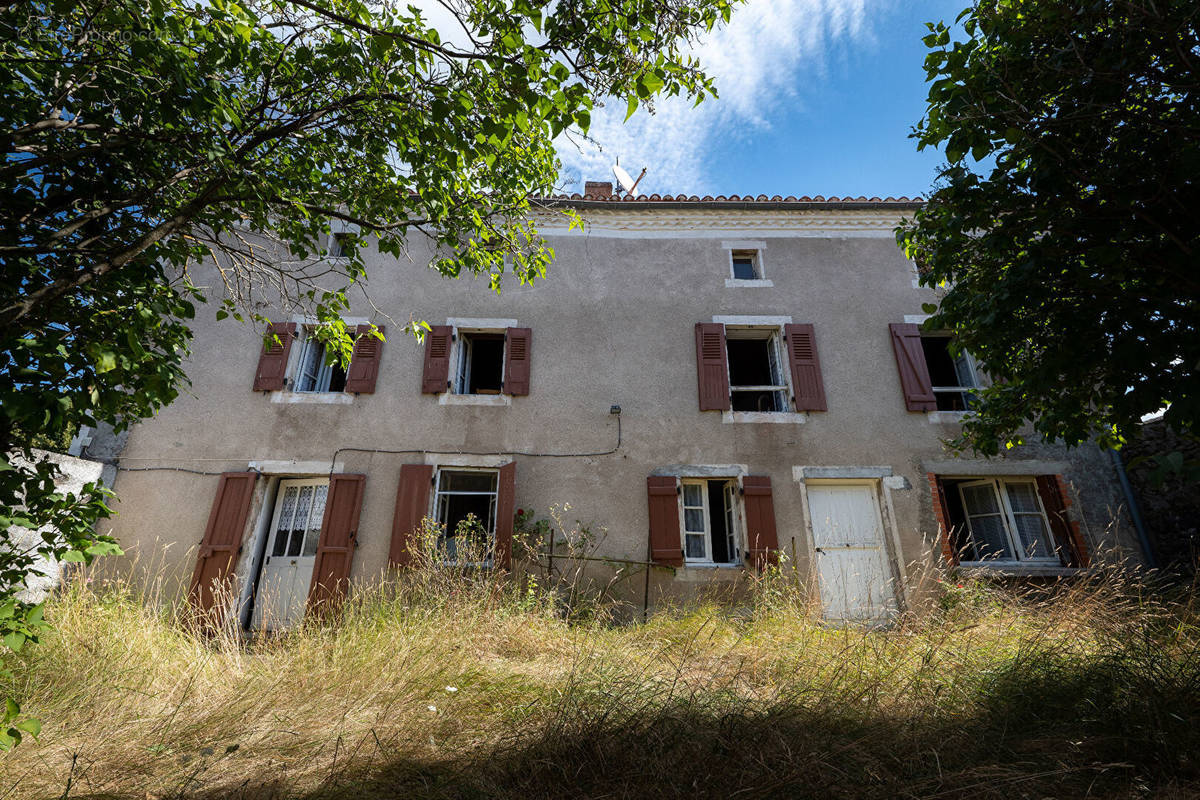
[269,391,354,405]
[723,411,807,424]
[439,393,512,406]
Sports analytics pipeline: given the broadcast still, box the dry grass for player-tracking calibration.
[2,563,1200,800]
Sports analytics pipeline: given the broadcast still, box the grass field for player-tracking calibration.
[2,563,1199,799]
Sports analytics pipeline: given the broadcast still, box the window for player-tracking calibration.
[293,329,346,393]
[329,232,352,258]
[730,249,761,280]
[726,327,787,412]
[267,479,329,558]
[434,469,498,563]
[943,477,1057,563]
[680,479,741,565]
[921,335,978,411]
[454,332,505,394]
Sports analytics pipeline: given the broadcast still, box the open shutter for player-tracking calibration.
[189,472,257,612]
[929,473,959,565]
[504,327,532,396]
[1036,475,1090,567]
[742,476,780,569]
[784,323,827,412]
[344,324,384,394]
[421,325,453,394]
[307,474,365,614]
[252,322,296,391]
[647,476,683,567]
[695,322,730,411]
[494,462,517,569]
[390,464,433,566]
[889,323,936,411]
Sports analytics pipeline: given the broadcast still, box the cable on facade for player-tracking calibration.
[116,465,260,476]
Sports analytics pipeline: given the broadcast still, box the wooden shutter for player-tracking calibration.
[189,472,258,612]
[695,322,730,411]
[307,474,365,614]
[344,324,384,394]
[421,325,453,394]
[504,327,532,396]
[252,322,296,391]
[889,323,936,411]
[784,323,827,412]
[494,462,517,569]
[647,476,683,567]
[389,464,433,567]
[1036,475,1090,567]
[742,475,780,569]
[929,473,959,566]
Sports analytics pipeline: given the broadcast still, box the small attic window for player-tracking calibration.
[730,250,760,280]
[329,232,352,259]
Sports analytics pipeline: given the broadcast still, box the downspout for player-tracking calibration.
[1109,449,1156,569]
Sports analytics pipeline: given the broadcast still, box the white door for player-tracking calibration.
[252,479,328,630]
[807,483,897,621]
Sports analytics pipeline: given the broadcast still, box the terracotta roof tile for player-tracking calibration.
[543,192,922,206]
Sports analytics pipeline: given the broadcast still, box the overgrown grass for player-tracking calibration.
[2,563,1200,799]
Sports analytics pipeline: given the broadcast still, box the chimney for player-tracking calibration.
[584,180,613,199]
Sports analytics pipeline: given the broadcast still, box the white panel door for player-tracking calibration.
[807,484,897,621]
[252,479,328,630]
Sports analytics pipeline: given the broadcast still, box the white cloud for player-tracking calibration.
[555,0,874,195]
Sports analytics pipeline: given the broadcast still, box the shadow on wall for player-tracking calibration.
[1123,420,1200,574]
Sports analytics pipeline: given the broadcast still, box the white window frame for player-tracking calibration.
[291,327,345,394]
[722,240,773,287]
[956,477,1059,565]
[921,334,980,410]
[433,466,499,566]
[678,477,743,566]
[724,325,791,413]
[453,330,507,396]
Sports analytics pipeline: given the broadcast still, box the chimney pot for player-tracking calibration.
[584,180,613,199]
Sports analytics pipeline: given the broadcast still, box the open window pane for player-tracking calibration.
[680,479,739,565]
[727,332,787,412]
[921,336,976,411]
[294,333,347,393]
[455,332,505,394]
[435,470,499,563]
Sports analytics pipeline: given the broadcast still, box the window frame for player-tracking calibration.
[265,477,330,560]
[920,333,980,411]
[433,466,500,566]
[453,329,507,396]
[291,327,347,394]
[724,325,791,413]
[677,477,743,566]
[328,231,352,260]
[729,249,762,281]
[956,477,1059,565]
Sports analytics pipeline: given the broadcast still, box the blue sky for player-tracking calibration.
[555,0,967,200]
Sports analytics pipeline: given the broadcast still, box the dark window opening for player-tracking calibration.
[731,250,760,280]
[921,336,976,411]
[727,335,786,412]
[436,470,498,563]
[330,232,352,258]
[458,333,505,394]
[708,480,732,564]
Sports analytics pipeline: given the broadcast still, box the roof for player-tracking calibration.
[539,193,924,211]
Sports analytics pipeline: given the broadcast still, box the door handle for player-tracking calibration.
[814,547,825,554]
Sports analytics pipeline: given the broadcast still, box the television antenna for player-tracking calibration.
[613,159,647,197]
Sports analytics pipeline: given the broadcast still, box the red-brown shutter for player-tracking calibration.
[889,323,937,411]
[389,464,433,567]
[421,325,453,394]
[1036,475,1090,567]
[307,474,365,614]
[647,475,683,567]
[695,322,730,411]
[742,475,780,569]
[504,327,532,396]
[189,472,258,612]
[929,473,959,566]
[494,461,517,569]
[252,322,296,391]
[344,324,384,394]
[784,323,827,412]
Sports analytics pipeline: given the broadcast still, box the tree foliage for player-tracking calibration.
[899,0,1199,455]
[0,0,733,744]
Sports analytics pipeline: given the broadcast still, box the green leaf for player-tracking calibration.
[624,95,638,122]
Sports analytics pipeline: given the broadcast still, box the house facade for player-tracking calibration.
[89,189,1146,626]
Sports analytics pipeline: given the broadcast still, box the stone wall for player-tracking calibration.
[1123,420,1200,573]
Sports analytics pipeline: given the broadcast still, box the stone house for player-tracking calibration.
[92,188,1147,627]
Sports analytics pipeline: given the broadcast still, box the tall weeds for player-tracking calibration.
[1,563,1198,799]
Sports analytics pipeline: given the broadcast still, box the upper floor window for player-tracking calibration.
[921,335,979,411]
[293,328,347,393]
[328,232,352,259]
[455,331,506,395]
[726,327,788,412]
[730,250,761,280]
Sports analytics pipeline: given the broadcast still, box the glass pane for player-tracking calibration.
[967,514,1012,560]
[684,508,706,533]
[961,484,1000,515]
[303,485,328,556]
[1013,513,1053,559]
[953,352,976,388]
[286,486,313,556]
[443,471,497,493]
[682,484,703,506]
[732,257,757,280]
[296,339,323,392]
[1005,482,1040,513]
[272,487,298,556]
[685,533,706,559]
